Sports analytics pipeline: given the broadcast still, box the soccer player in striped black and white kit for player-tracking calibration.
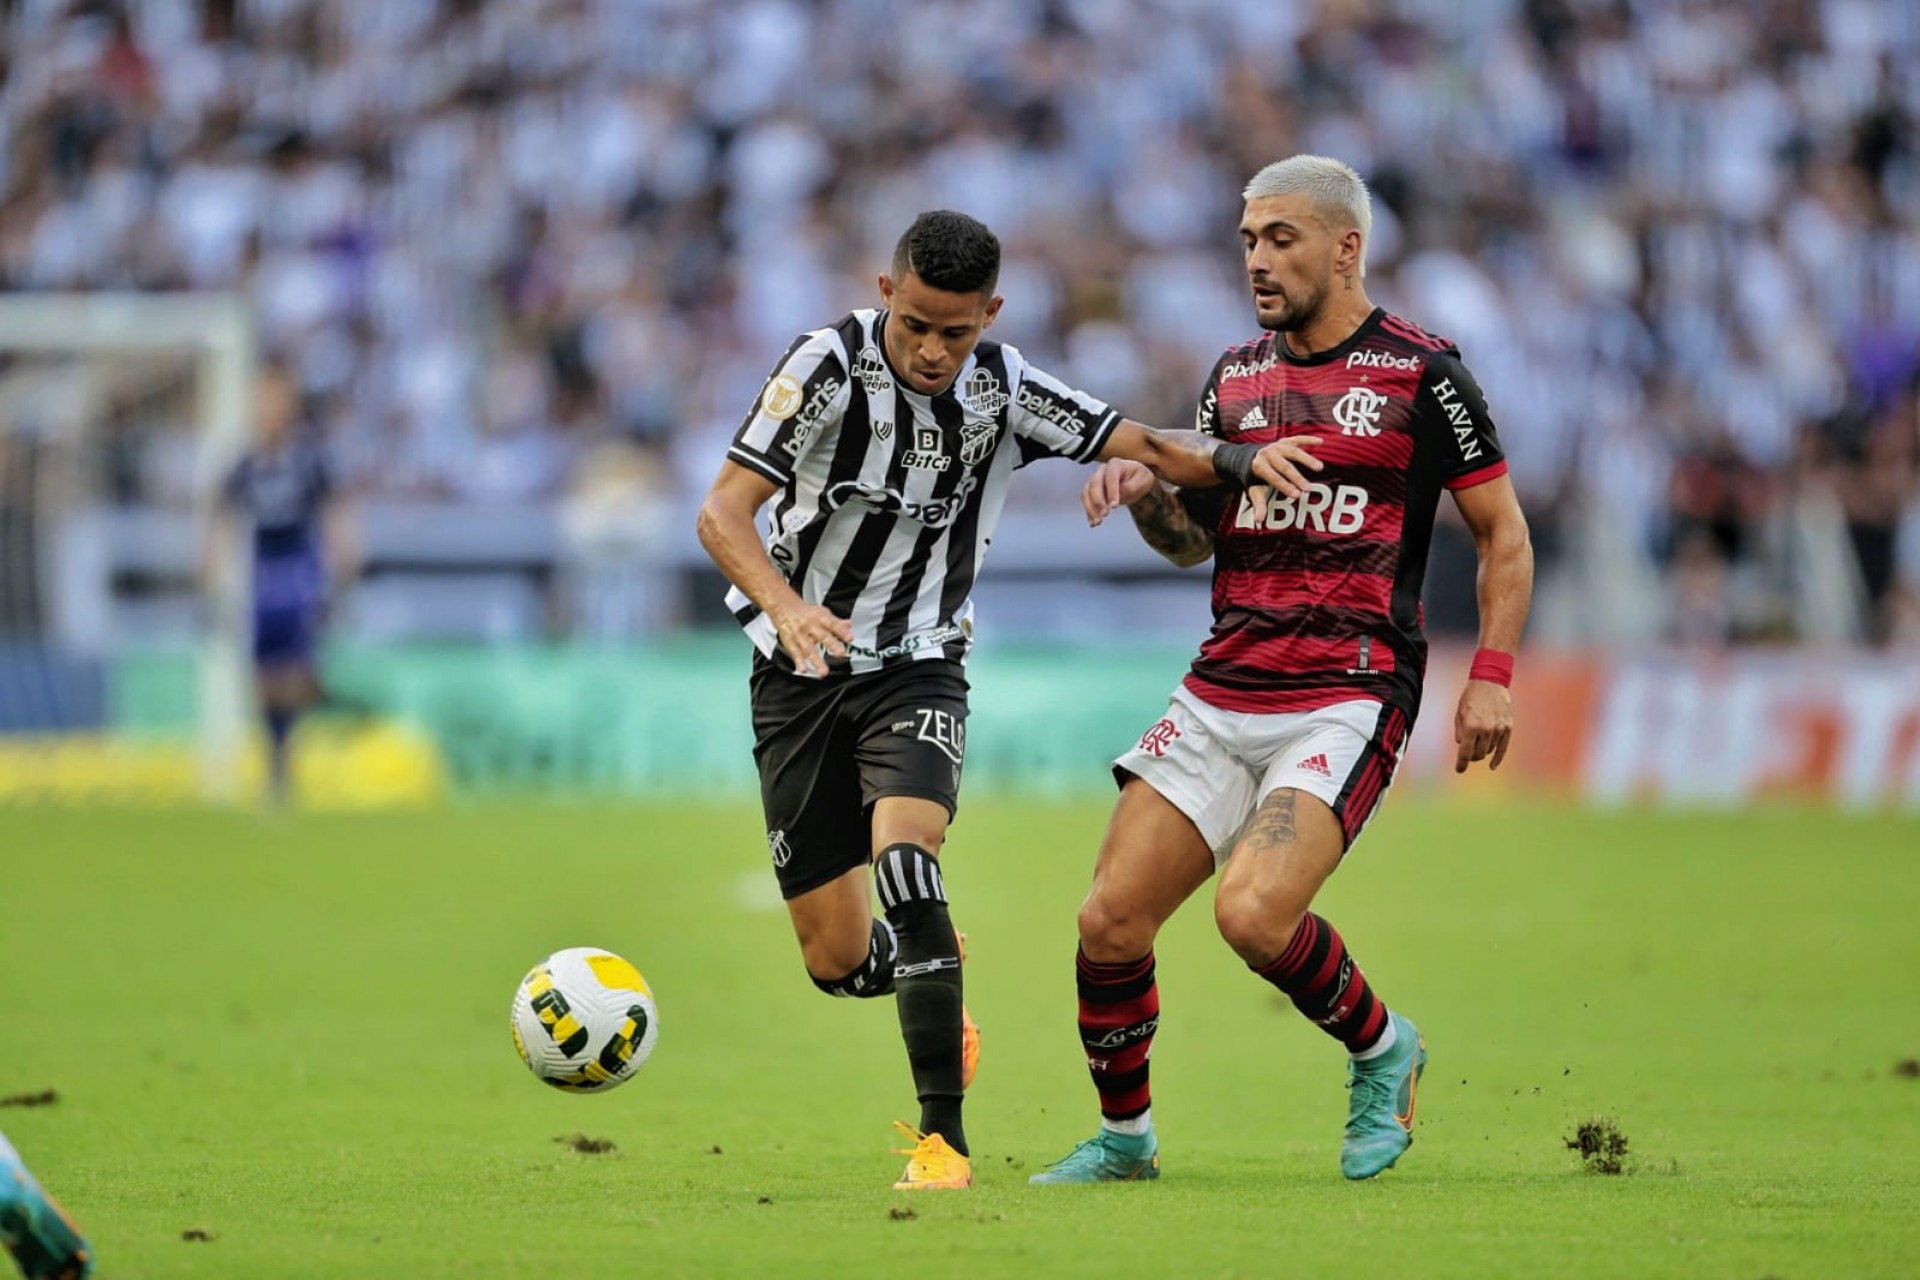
[1031,157,1535,1185]
[697,211,1322,1191]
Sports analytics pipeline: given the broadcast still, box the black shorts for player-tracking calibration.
[749,653,969,901]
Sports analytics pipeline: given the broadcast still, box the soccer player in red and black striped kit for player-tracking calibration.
[1031,155,1534,1184]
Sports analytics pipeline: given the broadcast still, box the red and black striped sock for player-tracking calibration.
[1076,947,1159,1123]
[1251,913,1389,1053]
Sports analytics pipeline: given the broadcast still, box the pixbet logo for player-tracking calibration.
[1346,350,1420,371]
[1234,482,1370,534]
[1221,353,1277,380]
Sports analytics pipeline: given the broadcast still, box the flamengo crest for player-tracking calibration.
[1333,386,1386,437]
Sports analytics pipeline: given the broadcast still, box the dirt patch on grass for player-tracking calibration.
[1894,1058,1920,1079]
[180,1229,216,1243]
[0,1089,58,1108]
[888,1206,918,1221]
[1565,1115,1630,1175]
[554,1133,616,1154]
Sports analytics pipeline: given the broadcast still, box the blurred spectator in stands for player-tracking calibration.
[1,0,1915,645]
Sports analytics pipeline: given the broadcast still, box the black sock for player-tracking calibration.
[265,708,295,794]
[875,841,966,1157]
[809,919,897,998]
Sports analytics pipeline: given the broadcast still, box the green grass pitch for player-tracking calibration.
[3,798,1918,1278]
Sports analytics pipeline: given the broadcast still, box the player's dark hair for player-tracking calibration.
[892,211,1000,296]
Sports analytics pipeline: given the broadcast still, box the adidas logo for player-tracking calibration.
[1298,753,1332,777]
[1240,405,1268,431]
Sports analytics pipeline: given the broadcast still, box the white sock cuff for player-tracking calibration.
[1351,1016,1399,1061]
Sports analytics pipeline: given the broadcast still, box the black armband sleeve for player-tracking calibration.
[1210,441,1258,487]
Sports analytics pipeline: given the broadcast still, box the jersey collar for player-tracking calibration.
[1273,307,1387,366]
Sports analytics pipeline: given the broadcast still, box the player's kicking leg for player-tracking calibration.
[0,1132,91,1280]
[1214,780,1426,1180]
[784,857,968,1189]
[870,797,972,1189]
[1031,777,1215,1185]
[754,656,974,1189]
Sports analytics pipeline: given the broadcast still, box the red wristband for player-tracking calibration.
[1468,648,1514,687]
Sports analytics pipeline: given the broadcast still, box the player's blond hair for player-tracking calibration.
[1242,155,1373,278]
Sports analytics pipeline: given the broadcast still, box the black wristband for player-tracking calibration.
[1211,441,1258,487]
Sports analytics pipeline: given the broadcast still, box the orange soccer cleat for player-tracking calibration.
[890,1121,973,1190]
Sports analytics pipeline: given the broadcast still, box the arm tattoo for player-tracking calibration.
[1127,483,1214,568]
[1240,789,1299,852]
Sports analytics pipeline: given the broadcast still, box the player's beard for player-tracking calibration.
[1255,276,1329,334]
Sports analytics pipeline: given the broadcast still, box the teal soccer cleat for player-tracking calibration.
[0,1134,92,1280]
[1029,1128,1161,1185]
[1341,1012,1428,1180]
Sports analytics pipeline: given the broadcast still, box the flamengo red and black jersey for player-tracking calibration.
[1179,308,1508,718]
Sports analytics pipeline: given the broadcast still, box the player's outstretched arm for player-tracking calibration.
[1450,474,1534,773]
[1097,420,1322,497]
[1080,459,1214,567]
[696,461,852,677]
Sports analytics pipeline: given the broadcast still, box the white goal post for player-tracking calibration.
[0,293,255,800]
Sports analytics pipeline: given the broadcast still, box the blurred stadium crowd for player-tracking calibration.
[2,0,1918,644]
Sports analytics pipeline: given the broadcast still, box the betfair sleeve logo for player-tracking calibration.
[763,373,804,420]
[1431,378,1483,461]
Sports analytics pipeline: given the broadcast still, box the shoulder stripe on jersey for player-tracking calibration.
[1445,460,1509,491]
[1073,407,1121,463]
[726,446,791,486]
[1378,314,1453,352]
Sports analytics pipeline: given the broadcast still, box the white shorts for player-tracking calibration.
[1113,685,1412,866]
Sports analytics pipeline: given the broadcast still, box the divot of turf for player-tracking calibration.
[0,1089,58,1108]
[1893,1058,1919,1079]
[554,1134,615,1154]
[180,1229,216,1243]
[888,1206,917,1221]
[1566,1116,1630,1174]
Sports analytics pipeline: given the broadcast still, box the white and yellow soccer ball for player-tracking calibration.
[510,947,659,1093]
